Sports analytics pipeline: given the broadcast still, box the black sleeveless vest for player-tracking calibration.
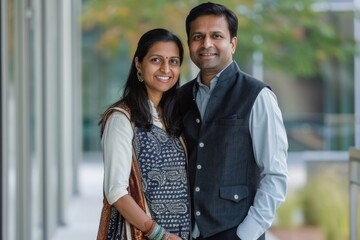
[178,62,268,239]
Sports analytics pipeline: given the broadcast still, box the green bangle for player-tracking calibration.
[146,222,165,240]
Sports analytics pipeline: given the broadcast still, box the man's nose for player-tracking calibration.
[202,36,213,48]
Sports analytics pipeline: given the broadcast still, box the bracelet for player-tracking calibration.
[145,221,166,240]
[144,220,156,236]
[162,231,171,240]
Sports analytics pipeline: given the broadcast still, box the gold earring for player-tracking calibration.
[137,71,143,82]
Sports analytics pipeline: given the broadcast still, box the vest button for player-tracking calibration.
[196,118,200,123]
[196,211,201,216]
[197,164,202,170]
[234,194,239,200]
[195,187,200,192]
[199,142,204,147]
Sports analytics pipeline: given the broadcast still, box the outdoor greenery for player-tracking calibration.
[301,169,349,240]
[81,0,354,78]
[275,167,354,240]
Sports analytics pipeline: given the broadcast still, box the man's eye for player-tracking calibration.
[193,35,202,41]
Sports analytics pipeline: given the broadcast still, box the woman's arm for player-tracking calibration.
[113,195,153,232]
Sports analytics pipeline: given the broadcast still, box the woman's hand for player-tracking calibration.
[167,233,182,240]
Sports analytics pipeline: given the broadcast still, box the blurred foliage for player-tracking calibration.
[300,169,349,240]
[275,194,301,229]
[81,0,355,77]
[275,168,352,240]
[81,0,191,56]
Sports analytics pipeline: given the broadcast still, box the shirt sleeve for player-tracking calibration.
[101,111,133,205]
[237,88,289,240]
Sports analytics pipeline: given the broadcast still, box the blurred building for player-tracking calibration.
[1,1,82,240]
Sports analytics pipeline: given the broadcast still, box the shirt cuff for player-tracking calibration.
[106,188,128,205]
[236,214,265,240]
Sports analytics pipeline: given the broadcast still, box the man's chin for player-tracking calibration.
[198,61,217,70]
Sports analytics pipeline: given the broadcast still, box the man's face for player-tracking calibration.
[188,15,237,76]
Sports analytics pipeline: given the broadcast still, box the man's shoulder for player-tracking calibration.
[178,79,196,96]
[222,61,264,86]
[235,69,269,89]
[180,79,196,89]
[177,79,196,111]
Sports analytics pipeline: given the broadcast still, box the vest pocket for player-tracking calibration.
[219,185,248,203]
[214,118,245,126]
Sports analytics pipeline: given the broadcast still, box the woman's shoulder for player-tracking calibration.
[100,102,132,136]
[114,102,131,116]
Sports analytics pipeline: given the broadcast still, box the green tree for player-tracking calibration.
[81,0,354,77]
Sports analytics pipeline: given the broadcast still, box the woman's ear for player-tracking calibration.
[135,57,141,71]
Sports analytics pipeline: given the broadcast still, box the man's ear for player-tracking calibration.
[231,37,237,54]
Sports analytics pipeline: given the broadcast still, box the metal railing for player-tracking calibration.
[349,147,360,240]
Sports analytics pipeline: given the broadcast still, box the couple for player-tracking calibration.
[97,2,288,240]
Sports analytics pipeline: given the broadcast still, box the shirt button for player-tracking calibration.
[196,118,200,123]
[196,211,201,216]
[234,194,239,200]
[197,164,202,170]
[195,187,200,192]
[199,142,204,147]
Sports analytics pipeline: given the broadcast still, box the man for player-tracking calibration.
[178,2,288,240]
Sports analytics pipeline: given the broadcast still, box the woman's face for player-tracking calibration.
[136,41,181,103]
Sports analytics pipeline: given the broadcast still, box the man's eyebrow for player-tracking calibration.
[191,31,224,35]
[210,30,225,34]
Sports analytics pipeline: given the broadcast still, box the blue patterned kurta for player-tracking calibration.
[133,125,190,240]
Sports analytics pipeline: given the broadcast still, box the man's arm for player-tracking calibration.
[236,88,288,240]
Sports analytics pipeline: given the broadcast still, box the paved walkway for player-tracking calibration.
[51,152,307,240]
[52,153,103,240]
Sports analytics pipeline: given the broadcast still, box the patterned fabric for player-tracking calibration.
[97,105,191,240]
[134,125,190,240]
[97,105,148,240]
[97,155,147,240]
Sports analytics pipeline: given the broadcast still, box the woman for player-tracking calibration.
[97,28,190,240]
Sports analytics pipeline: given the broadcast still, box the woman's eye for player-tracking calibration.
[151,58,161,63]
[170,59,179,65]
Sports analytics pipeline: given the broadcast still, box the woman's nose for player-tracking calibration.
[161,62,170,73]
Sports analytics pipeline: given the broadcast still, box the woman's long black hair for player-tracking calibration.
[100,28,184,137]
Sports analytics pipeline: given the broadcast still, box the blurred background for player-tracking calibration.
[1,0,359,239]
